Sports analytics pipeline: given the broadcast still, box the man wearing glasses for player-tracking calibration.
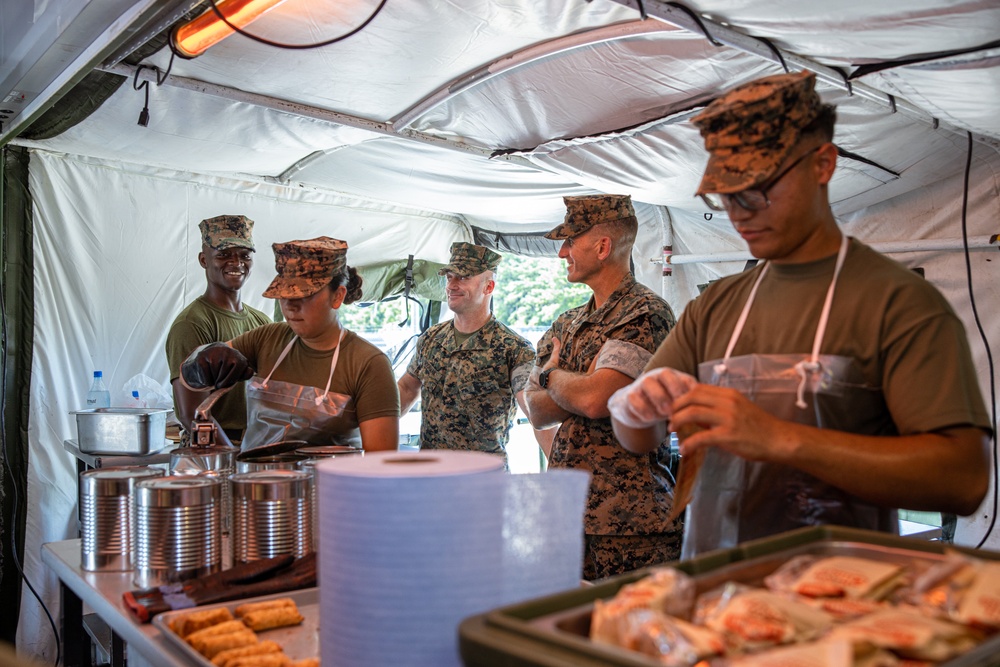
[610,71,990,558]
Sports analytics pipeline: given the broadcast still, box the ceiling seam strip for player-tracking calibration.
[97,62,538,166]
[12,140,470,223]
[391,19,676,131]
[607,0,1000,151]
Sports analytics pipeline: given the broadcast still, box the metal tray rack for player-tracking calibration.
[153,588,320,667]
[459,526,1000,667]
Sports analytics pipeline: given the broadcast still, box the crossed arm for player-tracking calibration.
[524,336,634,429]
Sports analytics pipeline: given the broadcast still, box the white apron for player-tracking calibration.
[682,236,897,558]
[241,331,356,452]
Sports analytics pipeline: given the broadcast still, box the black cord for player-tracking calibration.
[202,0,388,51]
[0,193,61,666]
[665,2,723,47]
[635,0,647,20]
[755,36,788,73]
[962,131,999,549]
[849,37,1000,79]
[131,52,174,127]
[829,66,854,96]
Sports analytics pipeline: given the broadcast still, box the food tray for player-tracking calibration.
[153,588,320,667]
[74,408,169,455]
[459,526,1000,667]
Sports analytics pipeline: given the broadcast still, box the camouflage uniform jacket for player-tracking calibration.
[408,316,535,459]
[537,274,677,536]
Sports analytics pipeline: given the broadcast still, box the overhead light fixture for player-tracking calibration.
[170,0,289,58]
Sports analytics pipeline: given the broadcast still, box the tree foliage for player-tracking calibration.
[339,253,589,332]
[493,254,590,328]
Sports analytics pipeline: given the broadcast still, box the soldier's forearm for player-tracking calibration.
[524,387,570,429]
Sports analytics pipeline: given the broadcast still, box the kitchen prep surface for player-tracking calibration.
[154,589,319,667]
[459,526,1000,667]
[41,538,319,667]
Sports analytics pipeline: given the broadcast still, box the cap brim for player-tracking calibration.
[543,224,572,241]
[213,239,256,251]
[439,264,488,277]
[696,128,800,195]
[262,276,328,299]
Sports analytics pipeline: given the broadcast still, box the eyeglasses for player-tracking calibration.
[700,145,822,212]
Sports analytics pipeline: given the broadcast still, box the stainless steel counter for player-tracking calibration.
[41,539,193,667]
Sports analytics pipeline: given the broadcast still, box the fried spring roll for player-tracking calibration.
[192,630,258,659]
[234,598,297,618]
[185,620,252,645]
[171,607,236,638]
[290,658,319,667]
[225,654,292,667]
[211,641,282,667]
[240,607,305,632]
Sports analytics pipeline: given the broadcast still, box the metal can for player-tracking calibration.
[231,470,312,565]
[134,475,222,587]
[79,466,164,571]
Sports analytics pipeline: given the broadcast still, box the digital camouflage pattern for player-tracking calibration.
[585,533,683,581]
[693,70,822,195]
[199,214,256,251]
[437,242,502,277]
[536,274,678,539]
[407,316,535,464]
[544,194,636,240]
[263,236,348,299]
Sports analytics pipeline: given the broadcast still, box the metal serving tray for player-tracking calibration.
[74,408,169,455]
[153,588,319,667]
[459,526,1000,667]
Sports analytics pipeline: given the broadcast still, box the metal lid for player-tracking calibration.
[170,445,238,474]
[231,470,312,500]
[136,475,220,507]
[79,466,165,496]
[237,440,307,459]
[295,445,364,458]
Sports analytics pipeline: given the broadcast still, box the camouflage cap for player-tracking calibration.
[544,194,636,240]
[263,236,348,299]
[199,214,255,251]
[437,242,502,277]
[692,70,823,195]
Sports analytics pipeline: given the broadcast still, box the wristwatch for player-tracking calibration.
[538,367,555,389]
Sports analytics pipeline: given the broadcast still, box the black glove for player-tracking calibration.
[180,342,254,390]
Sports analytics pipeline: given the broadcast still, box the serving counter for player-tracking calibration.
[41,539,301,667]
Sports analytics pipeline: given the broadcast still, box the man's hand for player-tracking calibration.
[541,336,562,372]
[670,384,788,462]
[607,367,698,429]
[181,342,254,390]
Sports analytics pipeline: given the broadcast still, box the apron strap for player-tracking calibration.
[316,329,346,406]
[794,235,850,408]
[720,262,771,366]
[261,335,299,388]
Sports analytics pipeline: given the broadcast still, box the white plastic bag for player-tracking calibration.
[119,373,174,409]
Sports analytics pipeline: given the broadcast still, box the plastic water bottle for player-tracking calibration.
[86,371,111,409]
[126,390,147,408]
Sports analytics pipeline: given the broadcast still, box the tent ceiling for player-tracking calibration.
[6,0,1000,233]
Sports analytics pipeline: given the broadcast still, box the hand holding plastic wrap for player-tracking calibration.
[608,367,699,429]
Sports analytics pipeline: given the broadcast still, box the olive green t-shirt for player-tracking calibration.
[230,323,400,439]
[165,296,271,431]
[648,238,990,436]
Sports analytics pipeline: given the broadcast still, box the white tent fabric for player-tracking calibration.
[6,0,1000,660]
